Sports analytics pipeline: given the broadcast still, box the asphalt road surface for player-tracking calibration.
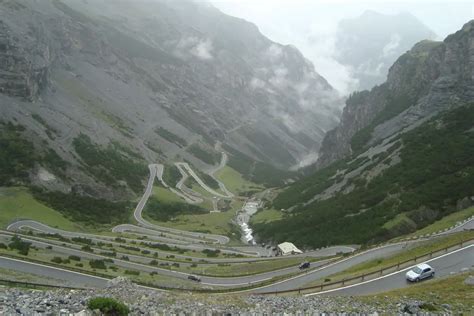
[0,256,109,289]
[307,243,474,296]
[0,243,471,294]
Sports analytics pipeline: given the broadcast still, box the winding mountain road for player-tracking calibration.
[0,240,471,294]
[176,162,232,199]
[130,164,230,245]
[4,158,471,294]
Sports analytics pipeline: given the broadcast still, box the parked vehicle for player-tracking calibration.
[406,263,435,282]
[299,261,310,269]
[188,275,201,282]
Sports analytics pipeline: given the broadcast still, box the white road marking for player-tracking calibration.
[304,243,474,296]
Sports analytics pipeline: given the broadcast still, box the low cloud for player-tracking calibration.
[265,44,283,61]
[268,66,290,88]
[291,151,319,170]
[191,38,214,60]
[249,77,266,89]
[383,33,401,57]
[175,37,214,60]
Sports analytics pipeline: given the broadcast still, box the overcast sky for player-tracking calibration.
[208,0,473,93]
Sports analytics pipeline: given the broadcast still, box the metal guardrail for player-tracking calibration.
[256,237,474,296]
[1,233,472,295]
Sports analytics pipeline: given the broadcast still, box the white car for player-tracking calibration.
[406,263,435,282]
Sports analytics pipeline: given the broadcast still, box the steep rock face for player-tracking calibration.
[317,21,474,169]
[0,20,51,101]
[0,0,342,197]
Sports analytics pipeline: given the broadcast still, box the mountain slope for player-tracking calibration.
[253,21,474,248]
[0,0,340,198]
[257,104,474,247]
[317,21,474,169]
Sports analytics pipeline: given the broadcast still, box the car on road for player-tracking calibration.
[187,275,201,282]
[299,261,310,269]
[406,263,435,282]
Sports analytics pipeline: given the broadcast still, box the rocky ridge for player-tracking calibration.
[316,20,474,170]
[0,276,470,315]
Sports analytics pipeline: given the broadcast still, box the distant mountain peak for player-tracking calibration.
[336,10,436,91]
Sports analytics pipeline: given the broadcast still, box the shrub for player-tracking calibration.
[89,259,107,270]
[87,297,129,316]
[51,257,63,264]
[73,134,147,193]
[124,270,140,276]
[8,235,31,256]
[202,249,220,257]
[81,245,93,252]
[68,255,81,261]
[71,237,93,245]
[144,197,206,222]
[30,187,132,226]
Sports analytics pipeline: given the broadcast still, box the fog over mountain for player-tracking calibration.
[211,0,473,94]
[334,10,436,90]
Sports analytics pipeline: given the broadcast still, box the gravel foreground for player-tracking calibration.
[0,278,466,315]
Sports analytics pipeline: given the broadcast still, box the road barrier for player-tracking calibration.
[256,236,474,296]
[391,215,474,243]
[0,237,472,295]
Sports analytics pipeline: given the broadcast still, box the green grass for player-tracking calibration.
[215,166,262,195]
[383,213,416,230]
[0,187,81,231]
[153,185,213,211]
[404,206,474,238]
[184,257,315,277]
[152,186,185,204]
[189,183,213,199]
[144,196,207,222]
[146,199,243,239]
[250,209,283,225]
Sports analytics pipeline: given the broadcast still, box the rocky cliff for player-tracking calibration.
[317,21,474,169]
[0,0,342,198]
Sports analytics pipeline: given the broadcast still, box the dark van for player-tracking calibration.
[188,275,201,282]
[299,261,310,269]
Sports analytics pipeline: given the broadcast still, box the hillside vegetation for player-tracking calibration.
[73,134,147,193]
[254,104,474,248]
[223,145,298,187]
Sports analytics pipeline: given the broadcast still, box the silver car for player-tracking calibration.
[406,263,435,282]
